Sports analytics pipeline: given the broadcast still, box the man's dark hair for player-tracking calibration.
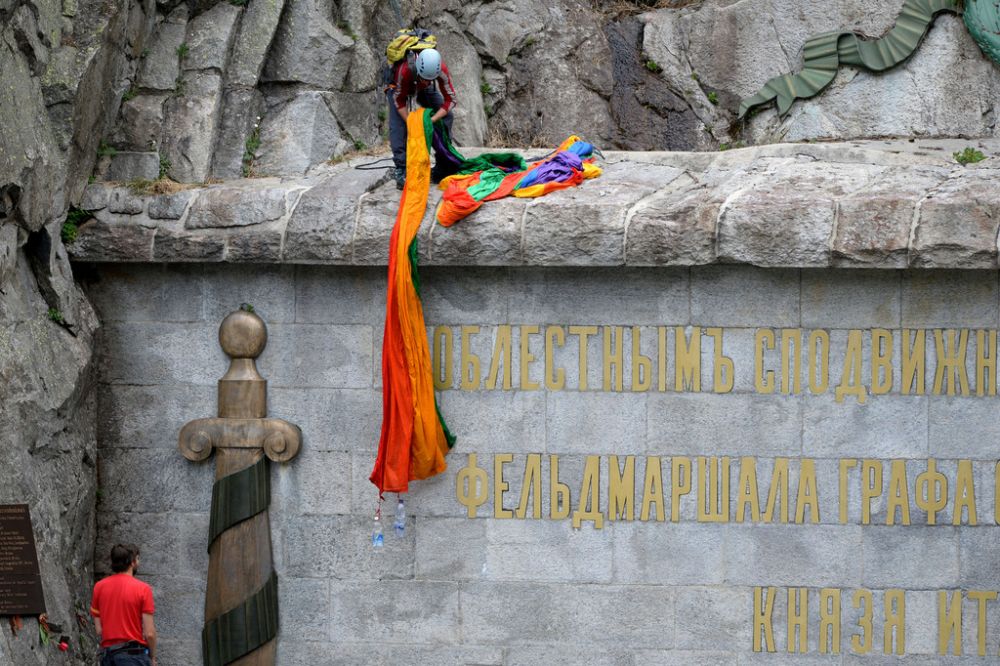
[110,544,139,573]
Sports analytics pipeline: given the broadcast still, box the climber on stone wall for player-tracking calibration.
[386,46,459,189]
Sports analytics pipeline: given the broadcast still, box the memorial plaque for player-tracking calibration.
[0,504,45,615]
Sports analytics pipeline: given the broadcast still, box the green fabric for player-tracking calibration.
[408,239,421,300]
[466,168,511,201]
[431,120,527,176]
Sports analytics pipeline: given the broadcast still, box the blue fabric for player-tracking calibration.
[101,649,151,666]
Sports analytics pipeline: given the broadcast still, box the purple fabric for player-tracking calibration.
[432,130,464,168]
[518,151,583,188]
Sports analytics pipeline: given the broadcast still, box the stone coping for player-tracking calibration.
[68,139,1000,269]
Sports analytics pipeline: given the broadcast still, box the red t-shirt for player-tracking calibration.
[91,574,155,647]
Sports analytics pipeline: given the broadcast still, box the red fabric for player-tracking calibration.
[393,61,457,113]
[90,574,154,647]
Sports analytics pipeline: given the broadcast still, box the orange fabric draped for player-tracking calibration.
[370,110,452,495]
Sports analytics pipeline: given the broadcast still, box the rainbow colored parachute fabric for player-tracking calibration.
[433,129,602,227]
[370,109,455,497]
[370,116,600,496]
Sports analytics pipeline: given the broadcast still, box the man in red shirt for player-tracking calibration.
[91,544,157,666]
[387,47,459,189]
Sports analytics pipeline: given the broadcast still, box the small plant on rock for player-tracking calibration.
[242,117,263,177]
[62,206,90,244]
[707,91,719,105]
[176,42,189,59]
[954,147,986,166]
[336,20,357,40]
[480,80,493,95]
[47,308,64,324]
[158,155,171,179]
[645,59,662,74]
[97,141,116,158]
[122,86,138,102]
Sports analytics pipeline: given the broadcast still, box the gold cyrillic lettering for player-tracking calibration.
[954,459,977,525]
[493,453,513,519]
[886,460,911,526]
[787,587,808,654]
[795,459,820,524]
[657,326,668,392]
[861,459,883,525]
[572,455,604,529]
[840,458,857,524]
[762,458,789,524]
[753,587,776,653]
[976,329,997,396]
[674,326,701,392]
[916,459,948,525]
[670,456,691,522]
[884,589,905,655]
[569,325,598,391]
[486,325,513,390]
[735,456,761,523]
[852,589,873,655]
[902,329,926,395]
[456,453,488,518]
[706,327,734,393]
[697,456,730,523]
[519,325,540,391]
[819,588,841,655]
[808,330,830,394]
[780,328,802,394]
[550,455,570,520]
[755,329,776,394]
[432,326,453,390]
[631,327,652,392]
[835,330,867,404]
[933,329,970,396]
[871,328,893,395]
[937,590,962,656]
[609,455,636,521]
[545,326,566,391]
[968,590,997,657]
[640,456,665,522]
[460,325,481,390]
[603,326,624,392]
[514,453,542,519]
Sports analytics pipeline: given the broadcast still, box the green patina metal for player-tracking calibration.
[207,456,271,549]
[964,0,1000,65]
[738,0,995,119]
[202,571,279,666]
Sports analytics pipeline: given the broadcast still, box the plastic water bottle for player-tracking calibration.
[393,498,406,536]
[371,514,384,551]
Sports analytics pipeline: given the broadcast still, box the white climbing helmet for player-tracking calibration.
[415,48,442,80]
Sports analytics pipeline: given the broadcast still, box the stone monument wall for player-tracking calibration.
[84,261,1000,664]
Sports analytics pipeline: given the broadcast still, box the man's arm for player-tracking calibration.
[432,63,457,122]
[142,613,157,664]
[93,616,102,641]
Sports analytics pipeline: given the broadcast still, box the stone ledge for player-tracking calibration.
[68,139,1000,269]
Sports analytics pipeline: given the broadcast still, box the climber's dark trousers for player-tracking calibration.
[386,88,454,172]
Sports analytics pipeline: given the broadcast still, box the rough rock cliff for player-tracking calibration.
[0,0,141,661]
